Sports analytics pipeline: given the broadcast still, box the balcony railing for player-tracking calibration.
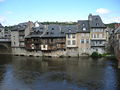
[19,45,25,47]
[91,38,106,40]
[91,43,105,47]
[19,39,24,41]
[19,33,25,36]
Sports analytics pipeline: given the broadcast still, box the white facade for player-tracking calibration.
[90,28,107,54]
[66,34,77,48]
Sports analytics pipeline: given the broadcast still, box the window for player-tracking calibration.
[51,39,53,42]
[99,34,102,38]
[119,35,120,39]
[68,28,71,32]
[86,34,89,37]
[46,32,49,35]
[82,33,84,37]
[101,29,103,32]
[83,24,85,26]
[61,32,64,34]
[95,18,98,21]
[86,39,89,43]
[96,23,99,26]
[72,40,76,45]
[83,28,86,31]
[94,34,96,38]
[67,40,71,45]
[52,28,54,30]
[43,45,45,48]
[68,34,71,38]
[50,32,54,34]
[81,39,84,43]
[72,34,75,38]
[40,27,43,29]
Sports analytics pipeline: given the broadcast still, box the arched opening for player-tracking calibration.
[0,44,10,53]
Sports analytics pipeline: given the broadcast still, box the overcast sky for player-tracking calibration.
[0,0,120,26]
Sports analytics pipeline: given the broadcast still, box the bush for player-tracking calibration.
[91,52,102,58]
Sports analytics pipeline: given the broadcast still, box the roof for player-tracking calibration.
[11,23,27,31]
[26,25,63,38]
[77,20,90,33]
[26,25,78,38]
[0,23,4,28]
[62,25,78,34]
[89,15,106,28]
[115,26,120,34]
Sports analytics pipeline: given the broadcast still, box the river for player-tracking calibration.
[0,55,120,90]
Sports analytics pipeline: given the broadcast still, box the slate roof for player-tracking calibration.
[62,25,78,34]
[26,25,66,38]
[26,25,78,38]
[77,20,90,33]
[11,23,27,31]
[89,15,106,28]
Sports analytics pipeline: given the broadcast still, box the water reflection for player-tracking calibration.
[0,55,119,90]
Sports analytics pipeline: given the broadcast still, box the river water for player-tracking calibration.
[0,55,120,90]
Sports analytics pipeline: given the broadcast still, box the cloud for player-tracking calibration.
[96,8,110,14]
[6,11,13,14]
[0,0,5,2]
[112,17,120,22]
[103,16,120,23]
[0,16,6,23]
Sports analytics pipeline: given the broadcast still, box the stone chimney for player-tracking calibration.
[88,13,92,21]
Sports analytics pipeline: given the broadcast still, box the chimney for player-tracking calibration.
[88,13,92,21]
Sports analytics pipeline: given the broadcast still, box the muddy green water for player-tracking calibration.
[0,55,120,90]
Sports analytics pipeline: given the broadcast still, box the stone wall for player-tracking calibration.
[66,48,79,57]
[43,50,66,57]
[12,47,42,56]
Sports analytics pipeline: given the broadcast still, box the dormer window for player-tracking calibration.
[46,32,49,35]
[83,24,85,26]
[52,28,54,30]
[96,23,99,26]
[50,32,54,34]
[40,27,43,29]
[83,27,86,31]
[95,18,98,21]
[61,32,64,34]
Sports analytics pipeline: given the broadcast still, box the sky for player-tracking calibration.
[0,0,120,26]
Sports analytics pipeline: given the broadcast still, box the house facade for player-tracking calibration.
[25,24,67,57]
[88,14,107,54]
[109,25,120,68]
[77,20,91,55]
[11,21,35,55]
[11,14,107,57]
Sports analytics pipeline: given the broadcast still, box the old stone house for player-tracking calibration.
[11,21,34,55]
[88,14,107,54]
[10,14,108,57]
[77,20,91,55]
